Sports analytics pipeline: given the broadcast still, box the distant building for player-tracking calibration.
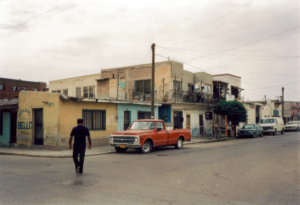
[0,77,48,99]
[283,101,300,123]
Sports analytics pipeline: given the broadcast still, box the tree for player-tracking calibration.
[213,100,248,136]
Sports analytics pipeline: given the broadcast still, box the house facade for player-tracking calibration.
[49,73,101,98]
[0,99,18,146]
[0,77,48,99]
[283,101,300,123]
[244,99,282,124]
[17,91,117,149]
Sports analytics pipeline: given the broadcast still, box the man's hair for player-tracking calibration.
[77,118,84,124]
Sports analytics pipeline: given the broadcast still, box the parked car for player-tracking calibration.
[109,119,191,154]
[259,117,285,135]
[237,124,263,138]
[284,121,300,132]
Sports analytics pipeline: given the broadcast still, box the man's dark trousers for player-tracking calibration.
[73,144,86,173]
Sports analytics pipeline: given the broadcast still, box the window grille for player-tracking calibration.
[82,110,106,131]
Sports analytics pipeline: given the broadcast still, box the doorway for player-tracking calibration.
[34,109,43,145]
[124,111,131,130]
[10,112,17,143]
[174,111,183,129]
[199,115,204,135]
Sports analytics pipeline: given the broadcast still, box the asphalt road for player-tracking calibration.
[0,132,299,205]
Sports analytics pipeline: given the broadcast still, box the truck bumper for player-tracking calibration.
[110,143,142,149]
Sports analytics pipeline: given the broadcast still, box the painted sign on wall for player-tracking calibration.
[18,122,32,129]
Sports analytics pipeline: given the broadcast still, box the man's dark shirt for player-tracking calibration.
[70,125,90,146]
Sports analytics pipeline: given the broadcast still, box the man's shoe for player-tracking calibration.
[76,166,80,174]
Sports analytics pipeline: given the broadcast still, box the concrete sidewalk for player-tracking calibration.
[0,135,235,158]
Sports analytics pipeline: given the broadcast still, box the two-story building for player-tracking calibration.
[283,101,300,123]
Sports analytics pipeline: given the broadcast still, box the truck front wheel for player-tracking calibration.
[175,138,183,149]
[141,141,152,154]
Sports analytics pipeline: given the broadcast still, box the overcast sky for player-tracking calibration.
[0,0,299,101]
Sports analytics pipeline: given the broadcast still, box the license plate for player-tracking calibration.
[120,145,125,148]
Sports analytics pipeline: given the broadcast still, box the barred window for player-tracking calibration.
[82,110,106,131]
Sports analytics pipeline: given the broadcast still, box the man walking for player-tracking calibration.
[69,118,92,174]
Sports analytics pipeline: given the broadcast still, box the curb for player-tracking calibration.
[0,137,237,158]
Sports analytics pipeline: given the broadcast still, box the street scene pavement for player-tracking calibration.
[0,132,299,205]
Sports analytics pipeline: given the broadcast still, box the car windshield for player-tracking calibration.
[242,124,255,129]
[130,121,156,130]
[287,122,297,125]
[260,119,275,124]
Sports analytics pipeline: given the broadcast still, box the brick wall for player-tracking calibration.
[0,78,47,99]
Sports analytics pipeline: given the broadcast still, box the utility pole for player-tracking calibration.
[282,87,284,121]
[151,43,155,119]
[117,69,119,100]
[264,95,266,101]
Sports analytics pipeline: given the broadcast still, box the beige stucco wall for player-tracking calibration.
[17,91,117,149]
[49,73,101,97]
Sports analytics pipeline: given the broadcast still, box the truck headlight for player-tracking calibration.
[135,137,138,142]
[110,136,113,141]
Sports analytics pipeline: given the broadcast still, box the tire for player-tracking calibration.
[260,132,263,137]
[281,129,284,135]
[253,133,256,138]
[115,147,127,153]
[141,141,152,154]
[273,129,277,135]
[175,138,183,149]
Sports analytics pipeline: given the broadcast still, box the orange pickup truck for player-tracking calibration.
[109,119,191,153]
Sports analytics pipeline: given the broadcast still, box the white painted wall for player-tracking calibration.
[49,73,101,97]
[182,110,213,136]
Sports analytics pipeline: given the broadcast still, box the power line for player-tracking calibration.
[156,47,300,76]
[0,0,86,40]
[178,25,300,62]
[158,0,255,44]
[161,7,300,45]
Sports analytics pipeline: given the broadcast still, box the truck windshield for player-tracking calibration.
[130,121,156,130]
[260,119,275,124]
[242,124,255,129]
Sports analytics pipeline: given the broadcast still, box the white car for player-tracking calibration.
[284,121,300,132]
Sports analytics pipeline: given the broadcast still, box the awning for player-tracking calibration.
[231,85,244,90]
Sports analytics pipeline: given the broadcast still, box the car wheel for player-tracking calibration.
[273,129,277,135]
[281,129,284,135]
[253,133,256,138]
[175,138,183,149]
[141,141,152,154]
[260,132,263,137]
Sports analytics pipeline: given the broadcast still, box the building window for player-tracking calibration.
[173,80,181,95]
[12,85,18,91]
[186,114,190,129]
[63,89,68,96]
[21,86,27,91]
[0,84,5,90]
[83,86,95,98]
[42,88,47,92]
[76,87,81,97]
[33,88,38,91]
[138,111,151,119]
[52,90,61,93]
[82,110,106,131]
[135,80,151,93]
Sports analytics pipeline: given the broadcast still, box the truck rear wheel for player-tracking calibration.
[141,141,152,154]
[175,138,183,149]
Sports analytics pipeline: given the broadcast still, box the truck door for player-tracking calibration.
[155,122,169,146]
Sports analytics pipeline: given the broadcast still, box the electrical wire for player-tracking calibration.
[158,0,255,44]
[161,7,300,45]
[0,0,86,40]
[179,25,300,62]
